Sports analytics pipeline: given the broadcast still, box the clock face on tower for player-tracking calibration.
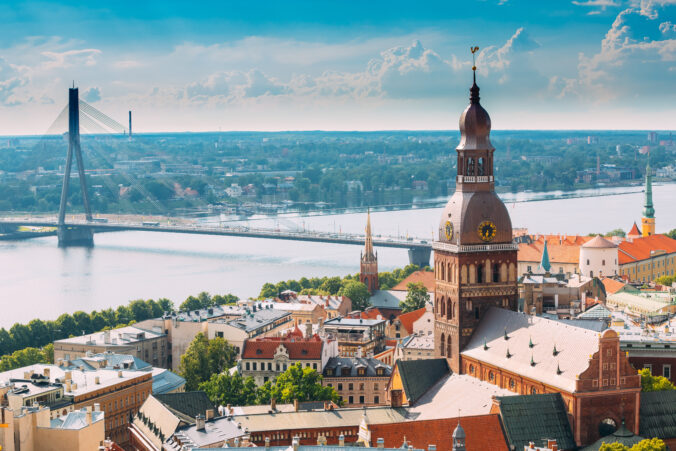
[444,221,454,241]
[477,220,497,242]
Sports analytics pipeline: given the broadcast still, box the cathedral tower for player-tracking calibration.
[433,63,518,373]
[360,210,379,293]
[641,161,655,237]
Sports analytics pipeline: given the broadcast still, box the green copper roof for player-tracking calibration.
[539,240,551,273]
[496,393,576,451]
[395,358,449,405]
[643,162,655,219]
[640,390,676,439]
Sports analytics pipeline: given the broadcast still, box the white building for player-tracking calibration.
[579,235,618,278]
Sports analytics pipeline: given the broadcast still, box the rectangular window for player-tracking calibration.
[348,396,354,404]
[216,332,224,338]
[664,365,671,380]
[338,383,343,391]
[246,362,250,371]
[645,363,653,373]
[374,396,380,404]
[359,396,365,404]
[348,383,353,391]
[253,362,257,371]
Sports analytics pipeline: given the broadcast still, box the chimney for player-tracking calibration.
[104,330,111,344]
[234,437,240,447]
[95,376,100,385]
[205,408,214,421]
[23,371,31,379]
[390,389,403,408]
[547,439,558,451]
[265,437,270,450]
[195,414,205,431]
[65,371,72,381]
[292,436,300,451]
[86,409,92,425]
[118,370,123,378]
[65,380,72,392]
[270,398,277,411]
[294,399,299,412]
[339,434,345,447]
[377,438,385,448]
[43,368,50,379]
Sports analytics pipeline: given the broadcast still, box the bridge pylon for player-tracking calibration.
[408,247,431,268]
[57,87,94,247]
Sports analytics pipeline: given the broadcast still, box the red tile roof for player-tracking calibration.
[601,277,629,295]
[391,271,435,292]
[368,415,509,451]
[241,337,323,360]
[628,222,641,237]
[518,235,592,264]
[397,307,427,335]
[618,234,676,264]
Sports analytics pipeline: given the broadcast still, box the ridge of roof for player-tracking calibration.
[396,358,449,405]
[397,308,427,335]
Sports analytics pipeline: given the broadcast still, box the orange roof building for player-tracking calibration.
[391,270,435,292]
[367,415,509,451]
[618,234,676,283]
[517,234,593,276]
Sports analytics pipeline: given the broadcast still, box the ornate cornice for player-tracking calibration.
[433,241,518,253]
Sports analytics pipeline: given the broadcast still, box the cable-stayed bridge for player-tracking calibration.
[1,87,432,266]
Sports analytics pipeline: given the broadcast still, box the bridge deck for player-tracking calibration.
[0,219,431,250]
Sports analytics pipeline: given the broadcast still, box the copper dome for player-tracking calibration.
[457,82,493,152]
[439,190,513,245]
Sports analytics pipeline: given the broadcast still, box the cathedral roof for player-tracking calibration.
[457,75,493,152]
[628,222,641,237]
[461,308,600,393]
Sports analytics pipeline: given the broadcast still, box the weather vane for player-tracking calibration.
[470,46,479,72]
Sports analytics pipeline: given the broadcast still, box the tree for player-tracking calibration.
[605,228,626,237]
[401,282,430,313]
[339,280,370,312]
[129,299,153,322]
[320,277,342,295]
[157,298,174,312]
[27,319,50,347]
[599,438,666,451]
[179,333,237,391]
[212,294,238,305]
[56,314,78,338]
[666,229,676,240]
[9,323,32,350]
[180,296,202,311]
[72,311,93,334]
[0,329,15,356]
[90,312,107,332]
[640,368,675,392]
[260,363,340,404]
[655,275,675,287]
[259,283,278,299]
[199,372,259,406]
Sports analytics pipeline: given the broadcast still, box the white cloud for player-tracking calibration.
[41,48,101,69]
[0,57,28,106]
[83,87,101,103]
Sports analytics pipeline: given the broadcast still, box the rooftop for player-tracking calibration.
[400,334,434,351]
[367,414,509,451]
[154,391,216,424]
[64,352,152,371]
[395,358,449,406]
[462,308,600,393]
[54,325,164,346]
[391,271,435,292]
[242,336,324,360]
[406,373,514,420]
[322,357,391,378]
[367,291,406,310]
[296,295,347,310]
[0,363,151,398]
[618,234,676,264]
[152,368,186,395]
[168,304,246,322]
[168,416,247,450]
[582,235,617,249]
[323,317,385,328]
[396,307,428,335]
[49,408,105,430]
[214,309,292,333]
[495,393,576,451]
[607,291,674,314]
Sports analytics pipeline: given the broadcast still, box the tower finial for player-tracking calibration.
[470,46,480,104]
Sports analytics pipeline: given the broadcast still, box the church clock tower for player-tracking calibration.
[434,62,518,373]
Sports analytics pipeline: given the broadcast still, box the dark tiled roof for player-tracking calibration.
[581,420,644,451]
[323,357,391,378]
[640,390,676,439]
[155,391,216,424]
[396,358,449,405]
[496,393,575,451]
[368,414,509,451]
[242,337,323,360]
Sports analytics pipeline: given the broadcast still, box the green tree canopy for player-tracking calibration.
[179,333,237,391]
[258,363,340,404]
[199,372,259,406]
[599,438,666,451]
[401,282,430,313]
[339,280,370,312]
[640,368,676,392]
[605,228,626,237]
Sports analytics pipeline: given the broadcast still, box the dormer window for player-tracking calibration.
[256,349,263,354]
[357,368,366,376]
[376,367,384,376]
[341,367,351,376]
[326,369,334,376]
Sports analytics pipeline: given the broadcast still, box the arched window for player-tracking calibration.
[500,263,508,282]
[469,264,477,284]
[461,265,468,284]
[441,297,446,317]
[466,158,475,176]
[478,157,485,176]
[493,263,500,282]
[440,264,445,281]
[447,262,452,282]
[440,333,446,357]
[446,298,452,320]
[477,264,484,284]
[508,263,516,282]
[447,335,452,358]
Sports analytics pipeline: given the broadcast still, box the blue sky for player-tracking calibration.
[0,0,674,134]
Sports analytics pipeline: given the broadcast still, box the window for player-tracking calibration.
[602,259,606,266]
[374,396,380,404]
[664,365,671,380]
[359,383,365,391]
[348,383,354,391]
[509,379,515,389]
[531,387,537,395]
[246,362,250,371]
[374,383,379,391]
[253,362,257,371]
[268,362,272,371]
[338,383,343,391]
[359,396,365,404]
[313,363,317,370]
[348,396,354,404]
[216,332,224,338]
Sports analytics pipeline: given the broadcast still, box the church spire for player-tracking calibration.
[364,208,375,261]
[641,156,656,237]
[539,240,551,273]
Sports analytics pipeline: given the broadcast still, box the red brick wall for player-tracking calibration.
[627,356,676,382]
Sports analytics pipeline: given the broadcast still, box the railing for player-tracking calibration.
[433,241,518,253]
[456,175,493,183]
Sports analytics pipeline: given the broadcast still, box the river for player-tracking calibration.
[0,183,674,327]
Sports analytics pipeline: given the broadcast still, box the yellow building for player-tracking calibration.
[618,234,676,283]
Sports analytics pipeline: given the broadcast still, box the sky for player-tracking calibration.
[0,0,674,134]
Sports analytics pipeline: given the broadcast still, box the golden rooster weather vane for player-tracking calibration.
[470,46,480,71]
